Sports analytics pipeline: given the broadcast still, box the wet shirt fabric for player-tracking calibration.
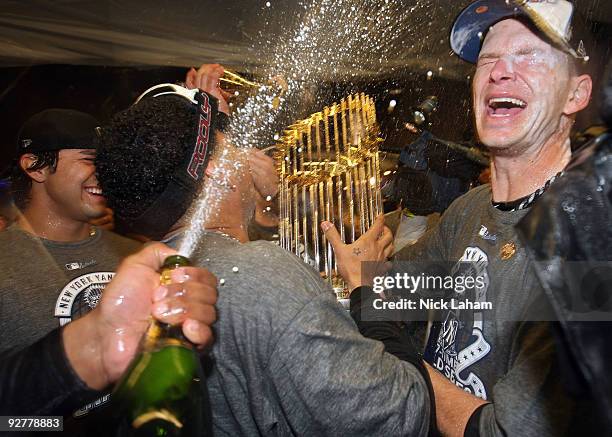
[395,184,573,437]
[0,225,141,353]
[517,137,612,434]
[165,231,431,437]
[0,226,140,429]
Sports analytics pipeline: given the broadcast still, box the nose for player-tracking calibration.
[489,57,515,83]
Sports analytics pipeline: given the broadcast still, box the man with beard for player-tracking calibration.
[325,1,594,436]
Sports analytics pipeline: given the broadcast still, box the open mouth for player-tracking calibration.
[487,97,527,117]
[84,186,104,197]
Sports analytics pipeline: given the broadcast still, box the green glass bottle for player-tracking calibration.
[113,255,205,437]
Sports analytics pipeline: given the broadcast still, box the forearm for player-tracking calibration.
[0,329,101,415]
[350,286,423,364]
[350,286,439,436]
[63,310,109,390]
[426,363,488,437]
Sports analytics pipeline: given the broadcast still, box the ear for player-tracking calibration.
[19,154,50,183]
[185,67,197,89]
[563,74,592,116]
[204,157,217,178]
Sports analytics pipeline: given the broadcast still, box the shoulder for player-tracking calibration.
[220,240,328,296]
[198,238,333,318]
[245,240,317,270]
[448,184,491,211]
[0,227,39,259]
[204,240,346,372]
[97,230,142,253]
[0,226,30,242]
[438,184,491,226]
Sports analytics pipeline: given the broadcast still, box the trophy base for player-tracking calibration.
[337,298,350,311]
[333,286,350,311]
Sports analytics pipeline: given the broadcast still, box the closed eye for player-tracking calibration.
[477,57,497,68]
[79,151,97,163]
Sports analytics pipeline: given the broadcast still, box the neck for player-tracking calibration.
[204,224,249,243]
[205,193,250,242]
[164,196,250,244]
[490,128,571,203]
[17,205,92,242]
[165,222,249,244]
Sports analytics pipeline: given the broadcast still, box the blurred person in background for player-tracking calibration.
[0,179,17,231]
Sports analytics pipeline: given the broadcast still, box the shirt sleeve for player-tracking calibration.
[390,208,456,348]
[393,199,460,264]
[266,292,431,437]
[0,327,103,415]
[350,286,440,437]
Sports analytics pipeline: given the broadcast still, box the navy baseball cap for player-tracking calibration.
[451,0,590,64]
[17,109,99,155]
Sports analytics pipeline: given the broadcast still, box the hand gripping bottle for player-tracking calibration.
[113,255,206,437]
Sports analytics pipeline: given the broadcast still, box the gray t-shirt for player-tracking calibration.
[0,226,141,352]
[166,231,430,436]
[396,184,573,436]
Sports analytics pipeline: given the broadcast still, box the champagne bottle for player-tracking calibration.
[113,255,205,436]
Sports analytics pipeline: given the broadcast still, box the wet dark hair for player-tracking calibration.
[95,95,200,224]
[10,150,59,210]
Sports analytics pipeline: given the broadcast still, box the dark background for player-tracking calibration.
[1,1,611,175]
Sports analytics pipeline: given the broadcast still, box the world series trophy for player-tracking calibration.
[275,93,383,304]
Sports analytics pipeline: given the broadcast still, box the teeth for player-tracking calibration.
[488,97,526,108]
[85,187,103,195]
